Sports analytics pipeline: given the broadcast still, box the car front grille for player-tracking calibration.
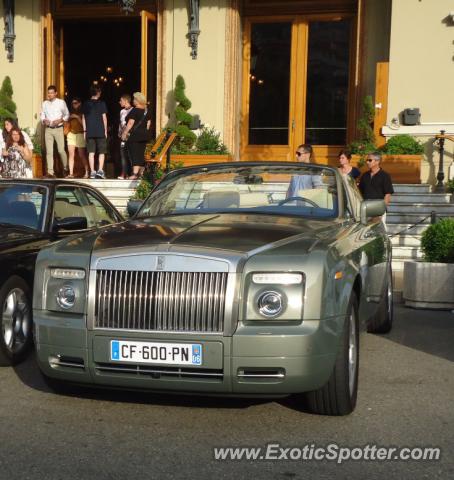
[95,270,228,333]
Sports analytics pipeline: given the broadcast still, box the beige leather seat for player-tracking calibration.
[203,191,240,209]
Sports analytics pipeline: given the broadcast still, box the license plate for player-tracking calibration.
[110,340,202,366]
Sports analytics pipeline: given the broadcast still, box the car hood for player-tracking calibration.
[91,214,342,256]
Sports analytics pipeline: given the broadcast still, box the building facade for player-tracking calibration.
[0,0,452,181]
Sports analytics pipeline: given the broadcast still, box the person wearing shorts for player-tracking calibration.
[82,85,108,179]
[66,97,89,178]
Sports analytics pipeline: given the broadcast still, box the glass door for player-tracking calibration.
[241,17,353,163]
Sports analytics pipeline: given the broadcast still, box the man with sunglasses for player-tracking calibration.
[287,144,323,197]
[359,152,394,206]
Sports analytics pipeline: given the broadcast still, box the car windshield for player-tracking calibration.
[0,183,47,231]
[137,164,338,219]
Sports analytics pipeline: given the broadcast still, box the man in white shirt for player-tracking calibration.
[40,85,69,177]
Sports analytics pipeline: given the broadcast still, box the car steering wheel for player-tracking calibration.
[278,196,319,208]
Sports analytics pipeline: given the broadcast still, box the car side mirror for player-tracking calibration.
[127,200,144,217]
[360,200,386,224]
[53,216,88,233]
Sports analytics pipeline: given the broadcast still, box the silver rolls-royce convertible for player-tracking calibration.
[33,162,392,415]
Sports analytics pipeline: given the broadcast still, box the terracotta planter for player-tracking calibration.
[31,153,43,178]
[352,154,422,184]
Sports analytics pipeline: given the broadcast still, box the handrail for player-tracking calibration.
[145,130,178,175]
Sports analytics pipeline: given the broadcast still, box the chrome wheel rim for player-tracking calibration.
[2,288,31,354]
[348,310,358,397]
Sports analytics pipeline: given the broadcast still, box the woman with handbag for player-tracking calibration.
[66,97,89,178]
[121,92,152,180]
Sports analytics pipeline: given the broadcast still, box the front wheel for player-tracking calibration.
[0,276,33,366]
[367,268,393,334]
[305,293,359,416]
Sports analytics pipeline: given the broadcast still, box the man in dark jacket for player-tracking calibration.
[359,152,394,206]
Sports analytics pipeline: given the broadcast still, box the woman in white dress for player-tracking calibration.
[0,128,33,178]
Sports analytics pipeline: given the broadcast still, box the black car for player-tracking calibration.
[0,179,124,366]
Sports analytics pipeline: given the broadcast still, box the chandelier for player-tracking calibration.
[118,0,136,14]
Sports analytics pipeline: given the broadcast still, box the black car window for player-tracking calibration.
[0,184,47,231]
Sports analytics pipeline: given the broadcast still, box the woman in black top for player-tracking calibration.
[338,149,361,180]
[121,92,152,179]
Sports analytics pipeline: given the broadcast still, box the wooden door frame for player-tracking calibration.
[240,12,358,164]
[140,10,157,95]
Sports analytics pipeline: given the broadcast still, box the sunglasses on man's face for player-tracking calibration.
[366,158,374,162]
[296,151,309,156]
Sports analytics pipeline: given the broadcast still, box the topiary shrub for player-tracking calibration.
[380,134,424,155]
[173,75,196,152]
[348,95,376,166]
[421,218,454,263]
[0,76,17,123]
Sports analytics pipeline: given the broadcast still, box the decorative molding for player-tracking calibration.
[3,0,15,62]
[223,0,241,159]
[188,0,200,59]
[156,0,166,133]
[382,124,454,137]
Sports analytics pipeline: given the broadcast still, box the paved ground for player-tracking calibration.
[1,305,453,480]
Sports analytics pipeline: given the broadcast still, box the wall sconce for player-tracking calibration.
[188,0,200,59]
[3,0,16,62]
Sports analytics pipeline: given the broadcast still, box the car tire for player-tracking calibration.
[367,268,393,334]
[305,293,359,416]
[0,276,33,366]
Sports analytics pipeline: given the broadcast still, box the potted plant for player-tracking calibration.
[403,218,454,309]
[164,74,230,167]
[377,134,424,184]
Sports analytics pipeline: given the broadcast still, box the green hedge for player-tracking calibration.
[421,218,454,263]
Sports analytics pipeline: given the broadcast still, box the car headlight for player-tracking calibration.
[244,271,305,322]
[51,268,86,280]
[257,291,284,317]
[56,285,76,310]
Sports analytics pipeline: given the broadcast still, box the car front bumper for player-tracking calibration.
[34,311,344,395]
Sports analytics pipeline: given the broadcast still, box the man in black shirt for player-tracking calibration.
[359,152,394,206]
[82,85,108,179]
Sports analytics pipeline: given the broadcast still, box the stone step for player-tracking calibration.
[386,223,430,235]
[390,235,422,247]
[391,193,452,204]
[387,203,454,214]
[77,179,140,189]
[392,245,423,260]
[386,213,434,224]
[392,184,431,194]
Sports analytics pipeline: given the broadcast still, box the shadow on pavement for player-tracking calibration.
[380,304,454,362]
[13,352,273,410]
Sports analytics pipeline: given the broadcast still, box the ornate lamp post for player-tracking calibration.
[434,130,454,193]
